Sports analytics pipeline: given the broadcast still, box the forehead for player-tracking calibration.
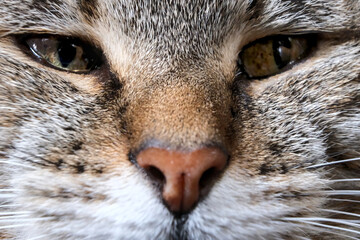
[25,1,349,44]
[19,1,250,63]
[2,0,355,67]
[83,0,247,40]
[73,0,253,60]
[4,0,353,39]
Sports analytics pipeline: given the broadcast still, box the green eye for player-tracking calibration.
[24,36,102,73]
[238,35,312,78]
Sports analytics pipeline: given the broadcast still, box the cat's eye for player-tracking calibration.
[23,36,103,73]
[238,35,312,78]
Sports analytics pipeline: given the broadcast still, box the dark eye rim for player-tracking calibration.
[16,34,105,74]
[236,34,318,80]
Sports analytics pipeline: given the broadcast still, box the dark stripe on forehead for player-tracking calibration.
[282,0,307,5]
[247,0,264,20]
[247,0,257,10]
[33,0,63,8]
[77,0,100,23]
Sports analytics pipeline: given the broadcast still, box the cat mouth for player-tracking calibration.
[170,215,189,240]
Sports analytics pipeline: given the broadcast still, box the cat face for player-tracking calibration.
[0,0,359,239]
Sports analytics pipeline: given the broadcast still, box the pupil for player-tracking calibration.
[57,42,77,68]
[276,37,291,49]
[273,37,292,69]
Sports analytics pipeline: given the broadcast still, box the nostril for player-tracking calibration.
[135,146,228,213]
[145,165,166,187]
[199,167,219,191]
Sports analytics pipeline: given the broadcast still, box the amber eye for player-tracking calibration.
[24,36,103,73]
[238,35,312,78]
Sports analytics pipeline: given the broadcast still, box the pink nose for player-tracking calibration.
[136,147,227,213]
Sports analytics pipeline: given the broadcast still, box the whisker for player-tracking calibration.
[0,217,54,223]
[0,189,21,192]
[296,237,311,240]
[304,221,360,236]
[322,209,360,219]
[315,190,360,196]
[282,217,360,229]
[301,224,360,240]
[330,178,360,183]
[0,223,32,230]
[0,160,36,169]
[283,218,360,234]
[28,234,49,240]
[306,157,360,169]
[0,215,31,220]
[0,211,31,216]
[0,204,20,208]
[328,198,360,204]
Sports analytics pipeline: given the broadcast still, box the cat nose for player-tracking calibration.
[136,147,227,213]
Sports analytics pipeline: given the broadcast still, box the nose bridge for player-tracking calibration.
[127,73,232,150]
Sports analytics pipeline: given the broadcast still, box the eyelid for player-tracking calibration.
[16,34,104,74]
[237,34,317,79]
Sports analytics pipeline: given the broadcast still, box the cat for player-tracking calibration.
[0,0,359,239]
